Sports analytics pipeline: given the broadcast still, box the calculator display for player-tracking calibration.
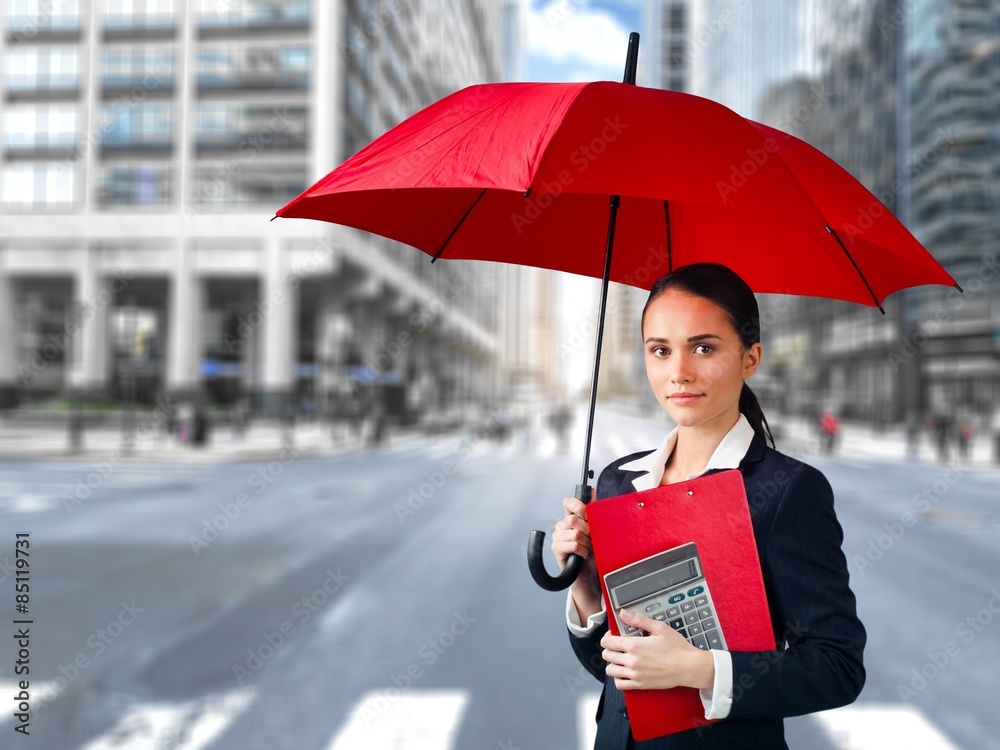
[612,559,698,609]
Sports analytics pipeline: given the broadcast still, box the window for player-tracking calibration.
[98,164,172,207]
[2,164,76,207]
[3,104,77,149]
[5,46,79,90]
[102,102,173,148]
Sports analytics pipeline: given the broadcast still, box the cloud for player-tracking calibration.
[525,1,633,82]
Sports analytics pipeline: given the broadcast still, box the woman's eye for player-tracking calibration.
[694,344,713,354]
[651,346,668,357]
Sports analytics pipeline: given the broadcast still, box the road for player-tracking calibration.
[0,407,998,749]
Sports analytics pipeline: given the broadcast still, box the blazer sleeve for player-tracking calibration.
[727,460,866,719]
[568,618,609,684]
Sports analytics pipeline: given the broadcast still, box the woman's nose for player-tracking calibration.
[669,354,693,383]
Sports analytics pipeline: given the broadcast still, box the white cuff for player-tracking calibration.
[699,649,734,720]
[566,591,607,636]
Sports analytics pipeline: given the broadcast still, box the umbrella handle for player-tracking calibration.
[527,484,591,591]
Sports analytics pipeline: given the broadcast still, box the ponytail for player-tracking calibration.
[739,383,774,448]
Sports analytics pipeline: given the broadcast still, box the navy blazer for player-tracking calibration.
[570,433,866,749]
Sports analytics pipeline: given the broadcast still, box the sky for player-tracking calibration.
[520,1,644,394]
[521,0,642,84]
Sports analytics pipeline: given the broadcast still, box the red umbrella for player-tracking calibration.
[275,34,958,589]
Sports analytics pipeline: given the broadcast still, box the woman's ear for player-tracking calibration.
[743,342,763,380]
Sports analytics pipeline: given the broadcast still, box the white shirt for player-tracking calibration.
[566,413,756,721]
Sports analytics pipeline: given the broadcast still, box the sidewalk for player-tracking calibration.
[772,415,999,470]
[0,416,416,463]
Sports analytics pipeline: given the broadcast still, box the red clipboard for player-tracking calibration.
[586,469,775,741]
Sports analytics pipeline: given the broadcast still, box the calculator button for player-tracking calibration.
[688,623,703,636]
[691,633,710,650]
[684,612,699,625]
[669,618,684,631]
[688,586,705,597]
[666,606,680,618]
[694,596,708,608]
[681,601,695,612]
[704,629,723,649]
[701,618,716,631]
[697,608,712,620]
[653,612,667,621]
[645,602,661,613]
[676,628,688,639]
[668,594,685,604]
[624,624,640,635]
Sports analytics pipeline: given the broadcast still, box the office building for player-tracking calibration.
[1,0,505,423]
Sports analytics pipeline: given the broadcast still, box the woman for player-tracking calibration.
[553,263,866,749]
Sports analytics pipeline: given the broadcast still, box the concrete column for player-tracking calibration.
[0,267,18,408]
[166,241,203,401]
[260,237,298,416]
[68,245,110,396]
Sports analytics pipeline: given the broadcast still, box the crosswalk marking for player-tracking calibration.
[77,689,255,750]
[578,693,600,750]
[325,690,469,750]
[812,702,961,750]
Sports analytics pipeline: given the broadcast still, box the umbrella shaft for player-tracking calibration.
[580,194,620,490]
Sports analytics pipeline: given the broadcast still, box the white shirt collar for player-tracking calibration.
[617,413,756,492]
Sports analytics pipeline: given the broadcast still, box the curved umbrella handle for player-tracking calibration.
[527,484,592,591]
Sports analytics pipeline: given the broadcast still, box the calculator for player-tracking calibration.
[604,541,726,651]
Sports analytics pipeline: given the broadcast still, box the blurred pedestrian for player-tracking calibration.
[992,406,1000,465]
[957,413,972,463]
[933,411,953,462]
[818,408,840,454]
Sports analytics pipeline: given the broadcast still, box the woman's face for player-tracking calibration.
[642,290,761,433]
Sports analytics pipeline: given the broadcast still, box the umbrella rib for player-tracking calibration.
[826,225,885,314]
[663,200,673,273]
[431,188,488,263]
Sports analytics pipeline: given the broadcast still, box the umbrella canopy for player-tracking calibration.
[275,34,958,590]
[277,80,958,309]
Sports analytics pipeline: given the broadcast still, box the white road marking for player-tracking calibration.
[578,692,600,750]
[0,681,62,727]
[813,702,961,750]
[77,689,255,750]
[325,690,469,750]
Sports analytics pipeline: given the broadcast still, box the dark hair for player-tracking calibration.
[641,263,774,448]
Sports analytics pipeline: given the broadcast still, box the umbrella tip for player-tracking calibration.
[954,282,965,293]
[270,215,278,222]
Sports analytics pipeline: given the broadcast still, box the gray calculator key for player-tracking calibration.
[667,606,680,618]
[653,612,667,621]
[704,629,723,648]
[681,601,696,612]
[694,596,708,608]
[697,607,712,620]
[691,633,710,650]
[688,623,703,636]
[701,618,716,631]
[624,624,640,635]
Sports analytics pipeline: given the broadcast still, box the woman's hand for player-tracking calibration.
[551,492,602,619]
[601,609,716,691]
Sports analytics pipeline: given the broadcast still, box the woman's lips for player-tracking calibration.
[669,393,704,405]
